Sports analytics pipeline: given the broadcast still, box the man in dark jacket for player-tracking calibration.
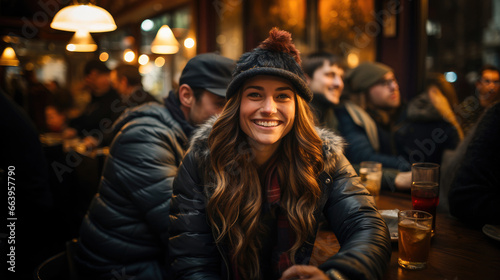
[303,52,345,132]
[110,63,159,107]
[75,53,235,279]
[66,60,121,148]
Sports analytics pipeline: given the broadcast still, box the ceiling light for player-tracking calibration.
[0,46,20,66]
[151,25,179,54]
[66,30,97,52]
[51,2,116,33]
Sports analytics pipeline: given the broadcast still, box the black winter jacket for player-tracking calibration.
[169,118,391,280]
[448,101,500,226]
[76,102,188,279]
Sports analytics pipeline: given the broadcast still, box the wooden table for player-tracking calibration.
[312,191,500,279]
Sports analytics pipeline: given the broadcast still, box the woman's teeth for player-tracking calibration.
[255,120,279,127]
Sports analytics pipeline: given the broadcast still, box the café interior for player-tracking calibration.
[1,0,499,279]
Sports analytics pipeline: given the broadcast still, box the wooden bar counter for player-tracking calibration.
[312,191,500,280]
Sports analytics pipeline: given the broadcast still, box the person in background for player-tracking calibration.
[441,67,499,212]
[448,100,500,227]
[65,59,121,148]
[1,89,60,280]
[24,69,51,132]
[458,65,500,135]
[45,104,67,133]
[476,65,500,108]
[110,63,158,107]
[302,52,346,132]
[169,28,390,280]
[394,72,462,165]
[44,88,73,133]
[75,53,235,279]
[45,79,61,93]
[336,62,411,191]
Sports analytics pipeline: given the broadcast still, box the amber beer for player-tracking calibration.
[398,210,433,270]
[359,161,382,204]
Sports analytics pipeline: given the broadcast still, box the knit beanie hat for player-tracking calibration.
[226,28,313,102]
[345,62,393,94]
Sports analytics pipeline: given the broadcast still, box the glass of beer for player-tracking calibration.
[398,210,433,270]
[411,163,439,234]
[359,161,382,203]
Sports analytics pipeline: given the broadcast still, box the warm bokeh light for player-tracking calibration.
[99,52,109,62]
[184,38,195,49]
[25,62,35,71]
[124,50,135,62]
[216,34,226,45]
[139,64,153,75]
[66,44,76,51]
[347,52,360,68]
[138,54,149,65]
[154,56,165,67]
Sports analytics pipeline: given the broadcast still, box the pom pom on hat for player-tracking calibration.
[258,28,302,65]
[225,28,313,102]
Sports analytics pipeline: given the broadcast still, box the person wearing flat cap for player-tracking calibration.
[169,28,391,280]
[74,53,235,279]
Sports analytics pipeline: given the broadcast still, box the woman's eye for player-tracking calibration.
[247,92,260,98]
[277,94,292,100]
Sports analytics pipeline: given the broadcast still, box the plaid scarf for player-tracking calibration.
[266,166,296,277]
[231,166,296,279]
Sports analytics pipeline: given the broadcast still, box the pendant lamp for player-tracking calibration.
[51,1,116,33]
[151,25,179,54]
[66,30,98,52]
[0,46,20,66]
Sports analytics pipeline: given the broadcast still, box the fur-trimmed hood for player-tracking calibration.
[188,116,345,174]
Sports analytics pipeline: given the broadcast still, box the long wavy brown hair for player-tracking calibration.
[207,88,325,279]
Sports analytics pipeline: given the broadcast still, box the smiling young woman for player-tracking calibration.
[168,28,391,280]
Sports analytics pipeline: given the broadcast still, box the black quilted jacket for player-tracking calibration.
[169,118,391,280]
[75,102,188,279]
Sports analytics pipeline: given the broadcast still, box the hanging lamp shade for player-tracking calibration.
[51,4,116,32]
[66,30,98,52]
[0,46,19,66]
[151,25,179,54]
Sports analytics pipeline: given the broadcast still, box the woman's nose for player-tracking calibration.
[261,97,277,115]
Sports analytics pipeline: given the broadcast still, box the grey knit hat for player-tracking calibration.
[226,28,313,102]
[345,62,393,94]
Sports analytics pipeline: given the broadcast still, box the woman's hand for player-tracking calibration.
[280,265,329,280]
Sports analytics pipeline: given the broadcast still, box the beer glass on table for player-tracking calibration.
[411,163,439,235]
[398,210,433,270]
[359,161,382,204]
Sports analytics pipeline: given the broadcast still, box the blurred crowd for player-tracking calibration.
[1,29,499,279]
